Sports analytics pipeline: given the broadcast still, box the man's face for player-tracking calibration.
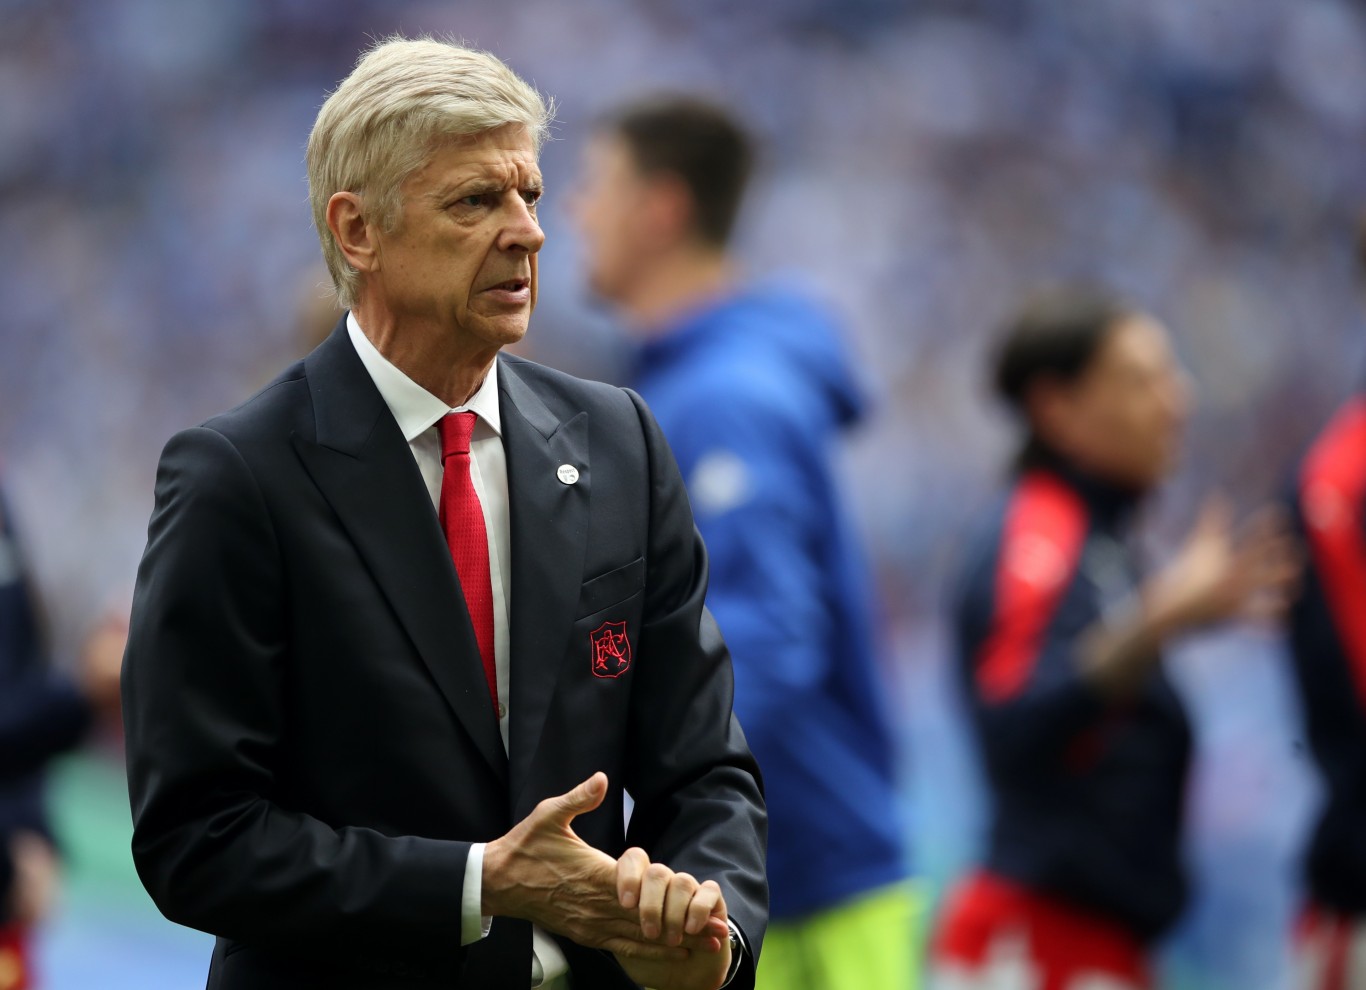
[1050,315,1192,491]
[568,133,655,307]
[372,124,544,350]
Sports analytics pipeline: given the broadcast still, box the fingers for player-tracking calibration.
[1233,506,1303,619]
[683,879,725,936]
[637,862,672,940]
[616,847,649,909]
[1241,541,1303,621]
[660,871,701,945]
[680,915,729,955]
[610,846,729,953]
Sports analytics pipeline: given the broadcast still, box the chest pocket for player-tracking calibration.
[576,556,645,618]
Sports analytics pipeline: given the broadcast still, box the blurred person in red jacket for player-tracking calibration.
[930,287,1298,990]
[1285,216,1366,989]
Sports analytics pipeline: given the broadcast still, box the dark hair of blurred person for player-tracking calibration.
[929,285,1299,990]
[570,96,917,990]
[604,96,752,245]
[1283,211,1366,987]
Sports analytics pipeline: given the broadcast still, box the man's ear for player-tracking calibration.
[326,191,380,275]
[1023,376,1075,452]
[644,173,696,249]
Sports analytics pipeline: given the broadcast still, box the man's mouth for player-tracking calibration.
[484,278,530,294]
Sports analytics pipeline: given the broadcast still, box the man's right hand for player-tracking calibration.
[1145,496,1300,634]
[481,772,702,962]
[1082,496,1302,698]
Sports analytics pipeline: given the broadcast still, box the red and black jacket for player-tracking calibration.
[952,455,1193,941]
[1289,396,1366,915]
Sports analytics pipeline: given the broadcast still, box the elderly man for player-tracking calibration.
[121,37,766,990]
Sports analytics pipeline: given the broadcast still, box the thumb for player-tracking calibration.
[549,771,608,826]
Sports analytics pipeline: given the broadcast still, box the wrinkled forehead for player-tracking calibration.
[406,125,543,191]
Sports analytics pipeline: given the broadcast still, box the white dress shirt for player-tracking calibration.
[347,314,569,988]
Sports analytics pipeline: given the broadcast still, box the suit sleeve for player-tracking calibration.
[956,499,1106,776]
[122,427,469,956]
[619,391,768,990]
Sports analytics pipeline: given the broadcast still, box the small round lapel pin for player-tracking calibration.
[557,464,580,485]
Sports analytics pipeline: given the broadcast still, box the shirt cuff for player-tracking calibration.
[461,843,493,946]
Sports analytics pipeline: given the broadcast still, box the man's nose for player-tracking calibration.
[501,199,546,253]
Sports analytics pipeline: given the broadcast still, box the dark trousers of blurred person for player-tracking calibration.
[1287,395,1366,990]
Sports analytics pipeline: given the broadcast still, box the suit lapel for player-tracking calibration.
[292,323,507,784]
[499,358,591,808]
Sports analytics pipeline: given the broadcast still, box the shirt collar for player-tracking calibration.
[346,311,502,443]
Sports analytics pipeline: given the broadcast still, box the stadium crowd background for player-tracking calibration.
[2,0,1364,986]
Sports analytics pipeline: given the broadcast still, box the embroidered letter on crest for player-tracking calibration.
[590,620,632,678]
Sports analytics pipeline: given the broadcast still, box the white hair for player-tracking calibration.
[306,36,554,307]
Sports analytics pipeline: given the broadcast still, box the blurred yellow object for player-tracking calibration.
[755,880,927,990]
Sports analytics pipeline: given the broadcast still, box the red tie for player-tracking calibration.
[437,412,498,715]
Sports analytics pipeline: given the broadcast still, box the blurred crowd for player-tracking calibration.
[3,0,1366,987]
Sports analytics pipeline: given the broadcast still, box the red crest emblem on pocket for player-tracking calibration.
[590,620,632,678]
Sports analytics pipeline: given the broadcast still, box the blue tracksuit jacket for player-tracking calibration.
[631,281,908,920]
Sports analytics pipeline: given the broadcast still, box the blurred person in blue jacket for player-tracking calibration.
[1284,216,1366,989]
[570,96,917,990]
[930,287,1298,990]
[0,480,123,990]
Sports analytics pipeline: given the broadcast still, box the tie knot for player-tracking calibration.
[438,411,478,458]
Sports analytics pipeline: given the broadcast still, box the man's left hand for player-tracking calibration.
[613,848,733,990]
